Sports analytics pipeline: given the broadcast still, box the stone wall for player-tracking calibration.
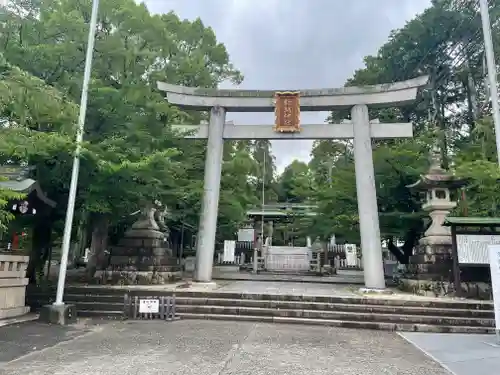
[0,253,30,319]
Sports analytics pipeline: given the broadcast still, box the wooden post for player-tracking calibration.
[451,225,462,297]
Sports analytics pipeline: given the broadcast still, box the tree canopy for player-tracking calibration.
[2,0,500,276]
[277,0,500,251]
[0,0,259,279]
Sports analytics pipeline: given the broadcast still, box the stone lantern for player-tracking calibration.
[402,146,467,296]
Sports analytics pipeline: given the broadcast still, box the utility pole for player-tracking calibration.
[54,0,100,306]
[479,0,500,346]
[261,150,266,241]
[328,162,334,185]
[479,0,500,165]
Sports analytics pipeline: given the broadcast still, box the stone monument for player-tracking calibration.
[105,202,181,284]
[401,145,467,296]
[310,237,324,273]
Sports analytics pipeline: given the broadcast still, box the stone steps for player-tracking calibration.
[175,297,494,318]
[63,297,494,319]
[68,301,493,327]
[25,286,495,333]
[176,313,494,334]
[28,289,493,309]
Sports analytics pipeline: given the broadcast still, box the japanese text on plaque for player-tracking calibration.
[274,92,300,133]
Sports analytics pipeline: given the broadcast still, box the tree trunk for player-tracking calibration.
[26,219,52,284]
[386,222,424,265]
[85,213,109,279]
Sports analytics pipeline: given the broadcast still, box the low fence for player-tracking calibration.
[325,244,398,270]
[336,257,363,269]
[214,241,254,266]
[214,242,365,271]
[123,294,178,321]
[325,244,363,270]
[214,242,399,272]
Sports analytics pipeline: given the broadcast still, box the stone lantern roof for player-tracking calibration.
[406,146,468,191]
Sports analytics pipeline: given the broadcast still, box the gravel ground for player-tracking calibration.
[0,319,450,375]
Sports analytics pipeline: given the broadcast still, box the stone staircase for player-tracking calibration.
[26,286,495,333]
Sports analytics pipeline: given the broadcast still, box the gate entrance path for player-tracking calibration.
[157,76,428,290]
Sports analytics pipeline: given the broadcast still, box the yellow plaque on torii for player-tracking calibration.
[274,91,301,133]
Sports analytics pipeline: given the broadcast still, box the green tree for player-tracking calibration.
[0,54,77,236]
[308,0,500,259]
[277,160,314,203]
[1,0,250,277]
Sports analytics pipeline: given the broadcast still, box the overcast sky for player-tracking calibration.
[145,0,431,172]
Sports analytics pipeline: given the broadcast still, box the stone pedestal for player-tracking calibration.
[401,200,457,297]
[105,207,181,284]
[39,303,77,325]
[183,256,196,273]
[0,253,30,320]
[401,242,454,297]
[213,264,240,274]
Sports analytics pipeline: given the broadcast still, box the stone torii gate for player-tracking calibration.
[157,77,428,290]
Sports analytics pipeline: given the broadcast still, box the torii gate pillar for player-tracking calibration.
[352,104,385,289]
[194,106,226,282]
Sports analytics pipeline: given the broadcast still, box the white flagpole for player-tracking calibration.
[479,0,500,165]
[54,0,100,305]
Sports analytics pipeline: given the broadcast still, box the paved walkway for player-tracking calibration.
[215,280,360,296]
[212,270,365,284]
[400,332,500,375]
[1,320,450,374]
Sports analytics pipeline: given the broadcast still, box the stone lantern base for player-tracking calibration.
[400,239,491,299]
[399,239,455,297]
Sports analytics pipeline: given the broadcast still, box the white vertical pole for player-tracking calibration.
[54,0,100,305]
[194,106,226,282]
[352,104,386,290]
[479,0,500,165]
[261,150,266,240]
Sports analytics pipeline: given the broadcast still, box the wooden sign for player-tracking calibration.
[274,92,300,133]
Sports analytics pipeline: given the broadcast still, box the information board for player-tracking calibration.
[345,244,358,267]
[237,228,255,242]
[139,299,159,314]
[223,240,236,263]
[457,234,500,264]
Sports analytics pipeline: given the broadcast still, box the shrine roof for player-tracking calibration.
[246,204,317,218]
[444,217,500,227]
[246,209,317,218]
[0,165,56,208]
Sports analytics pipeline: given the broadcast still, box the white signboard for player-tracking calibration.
[139,299,159,314]
[83,248,90,263]
[488,245,500,332]
[457,235,500,264]
[223,240,236,263]
[238,228,255,242]
[345,244,358,267]
[265,246,310,272]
